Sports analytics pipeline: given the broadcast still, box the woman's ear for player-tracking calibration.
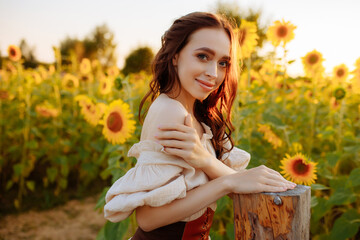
[172,54,179,66]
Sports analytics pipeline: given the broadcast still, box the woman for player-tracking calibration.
[104,12,296,239]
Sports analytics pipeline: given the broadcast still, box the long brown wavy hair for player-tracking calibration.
[139,12,240,159]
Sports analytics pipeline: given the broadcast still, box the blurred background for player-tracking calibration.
[0,0,360,240]
[1,0,360,76]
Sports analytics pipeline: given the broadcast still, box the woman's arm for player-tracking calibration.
[136,173,229,232]
[156,114,237,179]
[136,165,293,232]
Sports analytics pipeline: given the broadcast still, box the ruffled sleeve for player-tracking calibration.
[104,140,208,222]
[221,139,251,171]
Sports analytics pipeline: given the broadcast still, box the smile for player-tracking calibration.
[196,79,215,91]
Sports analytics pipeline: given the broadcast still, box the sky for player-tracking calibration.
[1,0,359,76]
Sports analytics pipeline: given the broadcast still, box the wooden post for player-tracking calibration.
[232,185,311,240]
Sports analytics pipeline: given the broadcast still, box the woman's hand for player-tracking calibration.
[155,114,213,169]
[226,165,296,193]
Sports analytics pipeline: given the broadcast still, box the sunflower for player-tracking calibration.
[62,73,79,91]
[26,71,42,85]
[35,104,59,118]
[235,19,259,59]
[80,74,94,83]
[74,94,92,108]
[74,95,103,126]
[99,76,113,95]
[80,58,92,75]
[333,64,349,85]
[280,153,317,186]
[79,99,102,126]
[7,45,22,62]
[301,50,324,77]
[101,99,136,144]
[107,66,120,77]
[266,19,296,47]
[333,87,346,100]
[257,124,283,149]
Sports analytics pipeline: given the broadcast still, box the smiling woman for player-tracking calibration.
[103,12,295,239]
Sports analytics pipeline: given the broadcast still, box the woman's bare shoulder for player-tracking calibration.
[141,94,188,141]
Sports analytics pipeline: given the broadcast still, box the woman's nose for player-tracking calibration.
[205,62,217,78]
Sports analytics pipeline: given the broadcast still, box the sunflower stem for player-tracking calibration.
[336,99,345,152]
[282,46,288,110]
[244,57,252,152]
[53,74,63,136]
[18,62,31,209]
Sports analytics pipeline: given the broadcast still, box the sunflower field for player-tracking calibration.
[1,18,360,240]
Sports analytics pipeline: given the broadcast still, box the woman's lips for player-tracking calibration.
[196,79,215,91]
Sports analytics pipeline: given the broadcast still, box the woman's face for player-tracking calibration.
[172,27,231,105]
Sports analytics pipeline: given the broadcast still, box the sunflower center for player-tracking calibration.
[336,69,345,77]
[239,29,247,46]
[10,48,16,57]
[86,104,96,114]
[292,159,309,175]
[66,80,74,88]
[308,54,319,65]
[107,112,123,133]
[103,82,107,89]
[277,26,288,38]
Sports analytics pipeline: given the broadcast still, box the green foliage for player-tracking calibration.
[60,24,117,67]
[121,47,154,76]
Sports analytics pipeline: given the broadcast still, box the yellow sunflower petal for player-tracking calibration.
[266,19,296,47]
[99,76,114,95]
[7,45,22,62]
[62,73,79,91]
[79,58,92,75]
[235,19,259,59]
[280,153,317,186]
[301,50,325,77]
[102,99,136,144]
[332,64,349,85]
[257,124,283,149]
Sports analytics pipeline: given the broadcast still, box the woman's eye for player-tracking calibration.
[197,54,208,61]
[219,61,228,68]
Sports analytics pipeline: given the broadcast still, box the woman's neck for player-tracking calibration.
[167,90,195,115]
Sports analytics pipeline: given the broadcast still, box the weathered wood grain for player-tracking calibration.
[233,185,311,240]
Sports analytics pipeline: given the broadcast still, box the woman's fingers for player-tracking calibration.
[262,177,294,190]
[158,123,191,133]
[155,130,189,141]
[157,139,189,149]
[162,147,185,157]
[256,165,296,188]
[262,185,288,193]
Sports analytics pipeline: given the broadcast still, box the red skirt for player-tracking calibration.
[131,207,215,240]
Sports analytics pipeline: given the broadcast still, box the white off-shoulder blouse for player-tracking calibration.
[104,121,251,223]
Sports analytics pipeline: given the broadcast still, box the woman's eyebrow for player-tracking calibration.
[195,47,230,60]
